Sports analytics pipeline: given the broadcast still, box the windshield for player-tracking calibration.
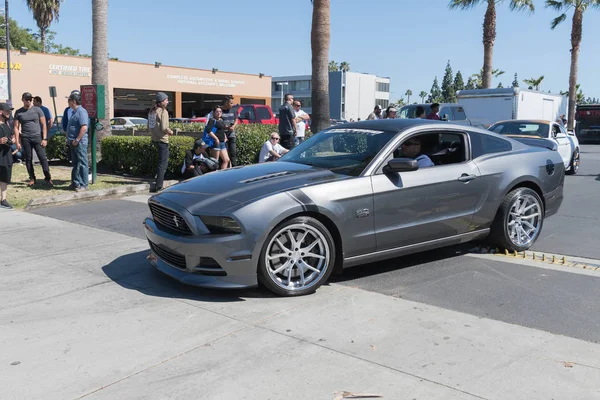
[398,105,431,119]
[280,128,397,176]
[489,122,549,138]
[130,118,148,125]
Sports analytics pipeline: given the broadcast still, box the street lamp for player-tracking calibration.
[276,81,288,107]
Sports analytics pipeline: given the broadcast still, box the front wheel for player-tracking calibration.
[488,188,545,252]
[258,216,336,297]
[566,148,580,175]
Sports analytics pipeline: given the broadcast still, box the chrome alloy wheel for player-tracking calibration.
[507,194,542,247]
[572,150,580,173]
[265,223,330,291]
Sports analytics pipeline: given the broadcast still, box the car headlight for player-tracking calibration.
[200,216,242,234]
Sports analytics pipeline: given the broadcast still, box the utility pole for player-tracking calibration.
[4,0,11,102]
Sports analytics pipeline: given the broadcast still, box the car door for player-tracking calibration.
[370,130,486,251]
[552,123,571,167]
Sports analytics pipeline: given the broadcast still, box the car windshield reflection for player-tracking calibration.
[280,128,397,176]
[490,122,550,138]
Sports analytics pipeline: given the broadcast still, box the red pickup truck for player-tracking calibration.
[186,104,278,125]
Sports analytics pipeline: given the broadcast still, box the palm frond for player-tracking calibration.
[545,0,565,11]
[448,0,481,10]
[550,13,567,29]
[510,0,535,13]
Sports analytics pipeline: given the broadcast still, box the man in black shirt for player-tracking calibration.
[13,92,53,187]
[220,96,239,167]
[278,94,297,150]
[0,103,14,208]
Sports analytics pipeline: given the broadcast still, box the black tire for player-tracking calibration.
[488,187,545,252]
[258,216,336,297]
[566,148,579,175]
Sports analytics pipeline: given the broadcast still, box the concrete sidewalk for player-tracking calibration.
[1,209,599,400]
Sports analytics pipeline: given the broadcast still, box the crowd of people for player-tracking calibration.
[0,90,91,209]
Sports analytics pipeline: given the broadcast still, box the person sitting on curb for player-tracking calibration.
[11,143,23,164]
[258,133,289,163]
[181,139,218,179]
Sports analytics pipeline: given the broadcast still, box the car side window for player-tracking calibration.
[552,124,565,138]
[454,107,467,120]
[440,107,453,120]
[239,107,256,121]
[256,107,272,120]
[470,132,512,159]
[389,132,468,168]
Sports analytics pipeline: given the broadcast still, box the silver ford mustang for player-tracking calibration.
[143,119,564,296]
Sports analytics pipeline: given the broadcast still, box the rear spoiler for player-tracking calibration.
[509,137,558,151]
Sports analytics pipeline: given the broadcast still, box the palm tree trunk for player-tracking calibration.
[40,28,46,53]
[92,0,110,143]
[482,0,496,89]
[311,0,330,134]
[567,6,582,131]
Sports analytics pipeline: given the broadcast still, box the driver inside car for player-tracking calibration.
[399,137,434,168]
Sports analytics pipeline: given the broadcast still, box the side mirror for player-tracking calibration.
[441,114,449,121]
[383,158,419,174]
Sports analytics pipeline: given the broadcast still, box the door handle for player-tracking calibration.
[458,173,477,182]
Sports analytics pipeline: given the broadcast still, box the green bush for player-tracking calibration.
[47,133,71,162]
[101,124,314,176]
[101,136,194,176]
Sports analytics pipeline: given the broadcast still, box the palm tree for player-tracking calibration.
[419,91,428,103]
[311,0,331,133]
[405,89,413,104]
[523,76,545,90]
[92,0,110,141]
[25,0,62,53]
[449,0,534,88]
[328,60,338,72]
[546,0,600,130]
[471,68,505,88]
[339,61,350,72]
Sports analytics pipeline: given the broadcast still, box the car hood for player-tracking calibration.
[153,161,352,215]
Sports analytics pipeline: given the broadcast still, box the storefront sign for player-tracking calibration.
[0,62,21,70]
[49,64,91,77]
[166,74,245,88]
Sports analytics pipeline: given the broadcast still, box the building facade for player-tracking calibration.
[0,50,272,119]
[272,71,390,121]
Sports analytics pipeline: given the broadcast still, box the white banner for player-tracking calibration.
[0,73,8,100]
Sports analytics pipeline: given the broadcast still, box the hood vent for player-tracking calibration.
[240,171,295,184]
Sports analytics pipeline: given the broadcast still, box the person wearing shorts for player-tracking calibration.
[203,106,229,170]
[0,102,14,209]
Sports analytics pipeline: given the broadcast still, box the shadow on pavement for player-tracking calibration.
[102,250,277,303]
[331,243,471,283]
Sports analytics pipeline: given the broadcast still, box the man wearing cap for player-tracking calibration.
[0,102,14,208]
[149,92,173,192]
[66,91,90,191]
[13,92,53,187]
[367,105,382,120]
[426,103,441,120]
[181,139,217,179]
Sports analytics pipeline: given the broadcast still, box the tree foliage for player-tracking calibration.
[441,60,456,102]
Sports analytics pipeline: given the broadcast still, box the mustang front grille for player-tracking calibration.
[149,202,192,235]
[149,241,187,270]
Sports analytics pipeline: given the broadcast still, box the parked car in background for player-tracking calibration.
[144,119,564,297]
[234,104,278,125]
[489,119,580,175]
[575,104,600,143]
[398,103,490,129]
[111,117,148,130]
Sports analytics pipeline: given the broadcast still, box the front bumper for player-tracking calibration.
[143,217,258,289]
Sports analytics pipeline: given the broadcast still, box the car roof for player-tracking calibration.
[493,119,553,125]
[328,118,448,131]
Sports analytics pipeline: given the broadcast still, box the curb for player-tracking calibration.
[24,180,179,210]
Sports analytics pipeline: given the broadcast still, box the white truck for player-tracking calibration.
[456,88,568,126]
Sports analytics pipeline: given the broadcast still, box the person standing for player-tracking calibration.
[13,92,53,187]
[149,92,173,192]
[220,96,239,167]
[293,100,309,145]
[62,90,80,132]
[278,94,297,150]
[65,92,90,192]
[203,106,230,170]
[33,96,54,133]
[366,105,382,120]
[426,103,441,120]
[0,102,14,208]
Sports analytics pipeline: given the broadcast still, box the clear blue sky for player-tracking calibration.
[8,0,600,101]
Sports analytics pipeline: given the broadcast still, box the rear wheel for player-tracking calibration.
[566,148,580,175]
[488,188,544,252]
[258,216,335,297]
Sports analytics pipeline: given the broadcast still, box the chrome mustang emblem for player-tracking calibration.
[173,215,180,228]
